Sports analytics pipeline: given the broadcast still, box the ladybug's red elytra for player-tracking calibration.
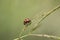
[24,18,31,25]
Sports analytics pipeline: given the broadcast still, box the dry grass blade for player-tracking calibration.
[20,34,60,40]
[30,5,60,33]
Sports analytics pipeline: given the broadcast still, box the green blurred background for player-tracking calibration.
[0,0,60,40]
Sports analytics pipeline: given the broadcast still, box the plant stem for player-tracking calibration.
[40,5,60,23]
[20,34,60,40]
[19,26,27,37]
[30,5,60,33]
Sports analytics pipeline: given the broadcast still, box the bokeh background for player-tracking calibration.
[0,0,60,40]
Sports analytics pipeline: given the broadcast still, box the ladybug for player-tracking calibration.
[24,18,31,25]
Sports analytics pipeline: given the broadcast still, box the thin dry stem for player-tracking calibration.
[20,34,60,40]
[30,5,60,33]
